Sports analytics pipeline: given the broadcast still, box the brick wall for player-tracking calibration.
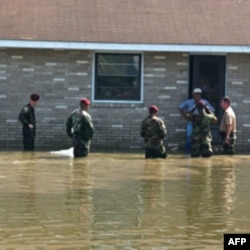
[0,48,92,150]
[227,54,250,152]
[0,48,249,152]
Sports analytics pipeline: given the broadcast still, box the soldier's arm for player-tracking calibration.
[158,121,167,138]
[18,107,30,125]
[65,115,73,137]
[207,113,218,124]
[82,115,94,140]
[140,119,146,138]
[212,115,218,124]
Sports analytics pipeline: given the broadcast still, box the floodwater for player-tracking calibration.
[0,149,250,250]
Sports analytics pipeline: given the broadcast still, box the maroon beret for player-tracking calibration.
[149,105,159,113]
[30,93,40,101]
[80,98,91,105]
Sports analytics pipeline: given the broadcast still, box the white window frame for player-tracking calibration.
[92,52,144,104]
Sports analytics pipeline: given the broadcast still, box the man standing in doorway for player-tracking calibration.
[219,96,237,155]
[18,93,40,151]
[140,105,167,158]
[66,98,94,158]
[178,88,214,153]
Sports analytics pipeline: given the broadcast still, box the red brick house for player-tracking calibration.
[0,0,250,151]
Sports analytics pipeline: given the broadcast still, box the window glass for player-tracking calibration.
[94,53,141,101]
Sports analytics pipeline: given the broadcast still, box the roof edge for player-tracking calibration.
[0,40,250,53]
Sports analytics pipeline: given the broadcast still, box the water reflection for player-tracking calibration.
[0,151,249,249]
[184,157,236,248]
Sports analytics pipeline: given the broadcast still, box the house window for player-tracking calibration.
[94,53,142,102]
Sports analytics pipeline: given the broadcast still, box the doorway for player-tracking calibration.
[189,55,226,143]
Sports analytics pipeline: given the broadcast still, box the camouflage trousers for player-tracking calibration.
[73,134,91,158]
[144,138,167,159]
[191,135,213,157]
[220,131,236,155]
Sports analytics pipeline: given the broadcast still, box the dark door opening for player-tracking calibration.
[189,55,226,143]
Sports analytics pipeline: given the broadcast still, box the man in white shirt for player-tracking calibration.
[219,96,236,154]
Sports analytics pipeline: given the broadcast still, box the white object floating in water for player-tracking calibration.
[50,147,74,157]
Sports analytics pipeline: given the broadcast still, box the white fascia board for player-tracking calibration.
[0,40,250,53]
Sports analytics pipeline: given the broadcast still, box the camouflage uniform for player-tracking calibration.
[188,110,217,157]
[19,103,36,151]
[140,115,167,158]
[66,109,93,158]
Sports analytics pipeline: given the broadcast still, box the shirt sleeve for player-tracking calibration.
[204,100,215,112]
[178,100,188,110]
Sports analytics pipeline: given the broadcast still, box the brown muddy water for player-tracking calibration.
[0,149,249,250]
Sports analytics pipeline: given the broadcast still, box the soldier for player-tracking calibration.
[178,88,214,152]
[66,98,93,158]
[18,93,40,151]
[187,101,218,157]
[140,105,167,158]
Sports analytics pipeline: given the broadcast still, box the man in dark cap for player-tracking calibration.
[18,93,40,151]
[66,98,94,158]
[140,105,167,158]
